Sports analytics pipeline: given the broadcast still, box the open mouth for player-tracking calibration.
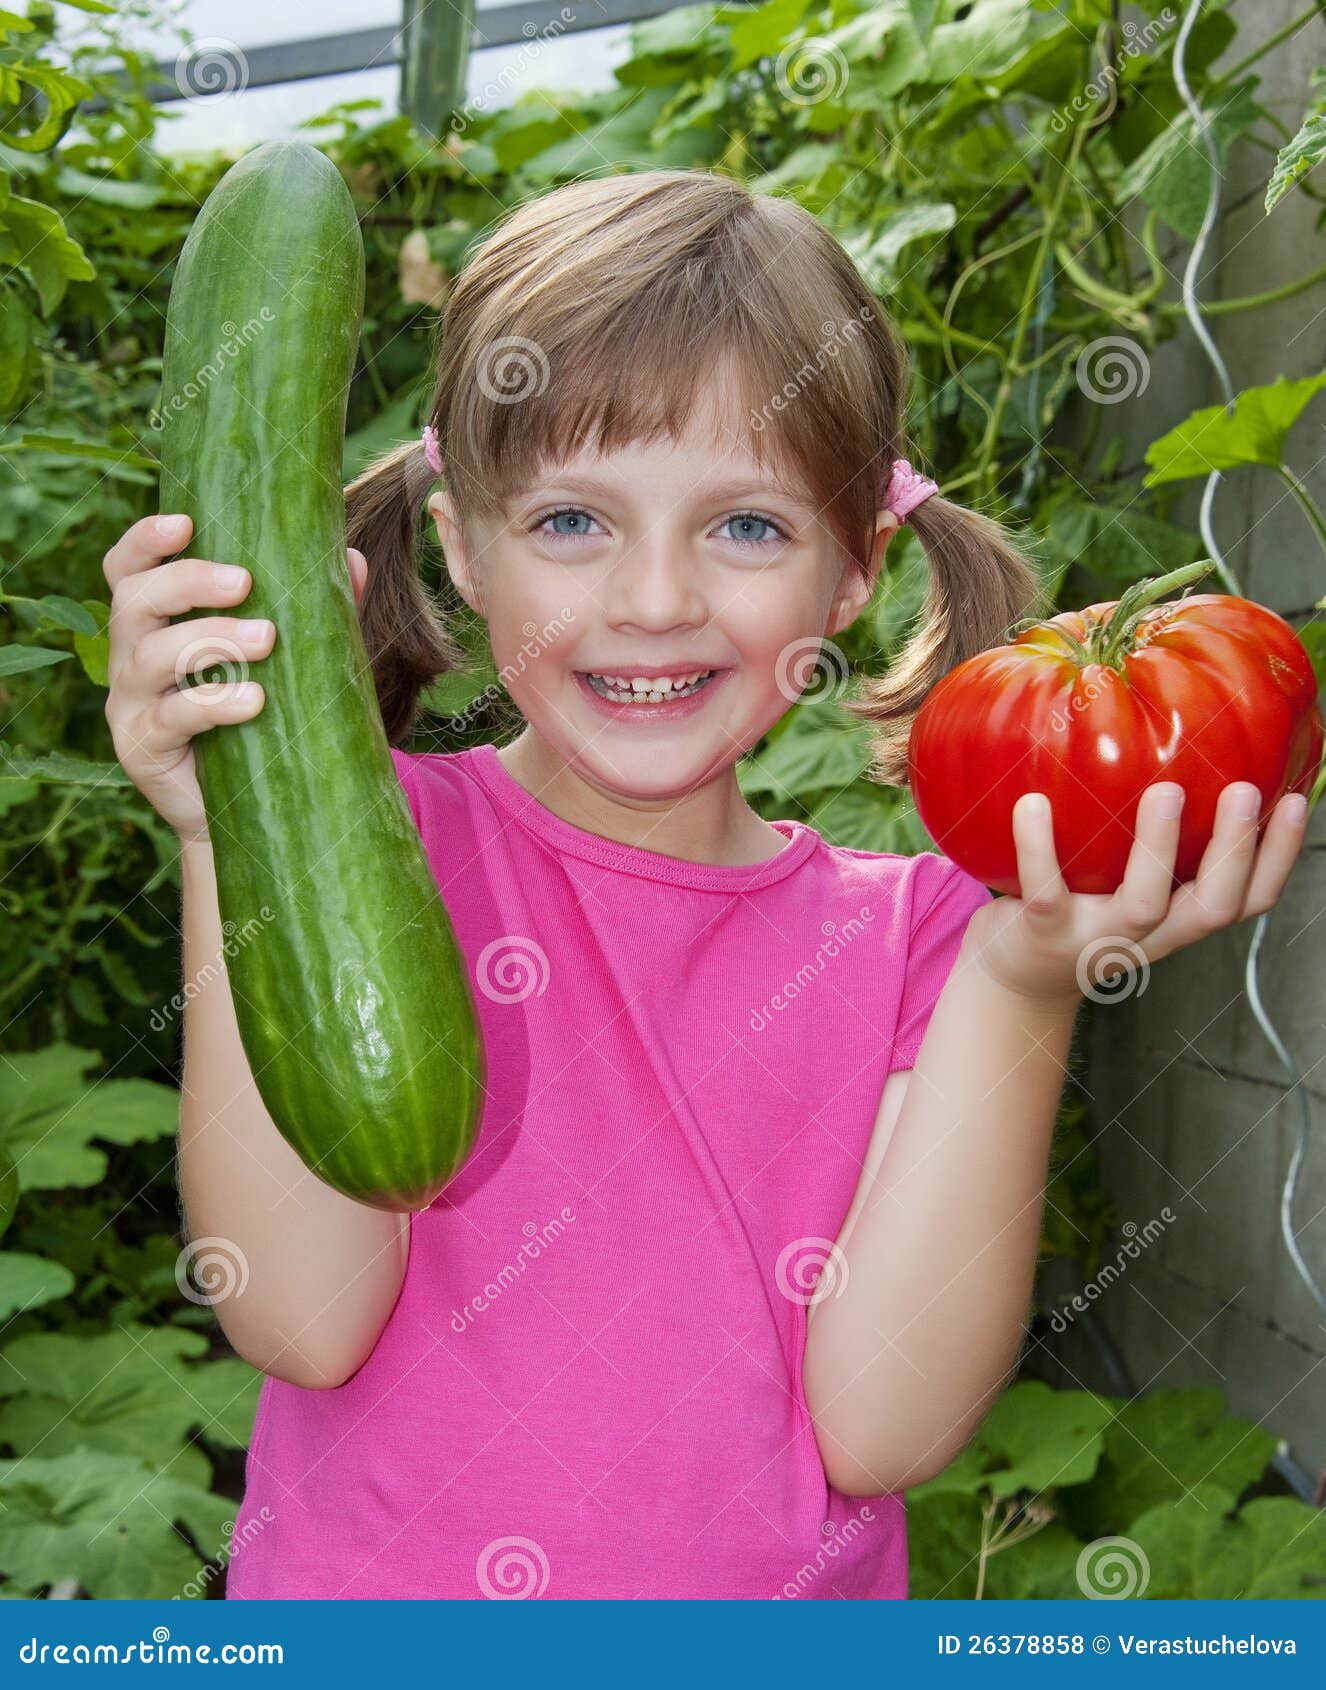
[580,669,720,705]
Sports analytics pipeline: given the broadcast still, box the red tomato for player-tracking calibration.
[907,563,1324,897]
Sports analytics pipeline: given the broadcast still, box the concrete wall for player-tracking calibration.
[1035,2,1326,1483]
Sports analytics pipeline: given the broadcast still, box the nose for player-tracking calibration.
[602,529,709,634]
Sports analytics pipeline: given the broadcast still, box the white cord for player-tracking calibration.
[1172,0,1326,1332]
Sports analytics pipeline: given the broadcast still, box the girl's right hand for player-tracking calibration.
[103,513,368,846]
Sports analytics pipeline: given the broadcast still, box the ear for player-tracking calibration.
[347,547,368,607]
[427,490,482,614]
[826,511,899,638]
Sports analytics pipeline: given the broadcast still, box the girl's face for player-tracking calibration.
[430,379,897,809]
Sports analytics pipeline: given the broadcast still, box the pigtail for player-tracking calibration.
[344,438,466,745]
[840,492,1049,788]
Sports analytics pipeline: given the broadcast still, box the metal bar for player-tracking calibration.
[90,0,727,109]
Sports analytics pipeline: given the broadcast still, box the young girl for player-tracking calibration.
[103,168,1308,1601]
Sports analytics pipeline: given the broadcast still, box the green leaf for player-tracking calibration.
[0,1326,261,1467]
[865,529,929,661]
[1144,372,1326,485]
[804,783,925,853]
[904,1490,986,1598]
[1266,111,1326,213]
[0,1252,74,1321]
[910,1380,1116,1501]
[1117,78,1260,240]
[0,1043,178,1193]
[343,384,424,481]
[0,1449,234,1600]
[0,644,70,676]
[0,1150,15,1238]
[737,697,871,801]
[4,194,95,315]
[1130,1486,1326,1598]
[0,287,33,411]
[729,0,813,69]
[1076,1387,1278,1536]
[53,165,162,210]
[841,202,956,294]
[923,0,1044,83]
[0,744,130,786]
[1,591,97,634]
[74,625,109,687]
[0,432,158,471]
[1042,491,1205,584]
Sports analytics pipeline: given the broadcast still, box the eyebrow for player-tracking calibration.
[523,472,818,509]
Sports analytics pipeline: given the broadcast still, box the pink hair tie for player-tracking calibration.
[882,457,938,523]
[421,423,443,476]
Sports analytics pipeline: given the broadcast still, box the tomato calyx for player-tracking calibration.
[1010,559,1215,674]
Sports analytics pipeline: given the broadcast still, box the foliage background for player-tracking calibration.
[1,0,1324,1597]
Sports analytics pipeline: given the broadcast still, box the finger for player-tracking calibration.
[103,513,192,592]
[1012,792,1067,913]
[1114,782,1185,933]
[138,681,265,758]
[1140,780,1263,952]
[1237,791,1310,918]
[107,559,252,692]
[122,615,275,708]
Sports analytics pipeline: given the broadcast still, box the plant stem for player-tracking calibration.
[1157,258,1326,317]
[977,124,1086,497]
[1275,463,1326,563]
[1213,3,1326,86]
[1092,559,1216,668]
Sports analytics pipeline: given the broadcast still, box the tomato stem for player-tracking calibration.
[1090,559,1215,670]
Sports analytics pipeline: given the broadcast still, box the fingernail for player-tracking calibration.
[232,683,259,702]
[216,564,248,588]
[237,619,271,640]
[156,514,188,538]
[1233,784,1260,821]
[1155,785,1184,819]
[1284,793,1309,826]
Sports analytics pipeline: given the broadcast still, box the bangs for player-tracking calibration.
[435,172,900,568]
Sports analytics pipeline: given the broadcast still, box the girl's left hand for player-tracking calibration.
[963,780,1312,1006]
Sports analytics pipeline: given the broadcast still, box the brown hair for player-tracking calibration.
[346,168,1046,780]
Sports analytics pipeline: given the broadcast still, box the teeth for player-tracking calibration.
[585,669,715,704]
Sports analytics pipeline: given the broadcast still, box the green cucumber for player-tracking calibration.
[157,140,485,1211]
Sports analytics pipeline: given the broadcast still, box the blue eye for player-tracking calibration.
[540,507,597,539]
[722,512,784,547]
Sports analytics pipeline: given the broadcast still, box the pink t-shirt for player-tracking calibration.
[225,740,993,1600]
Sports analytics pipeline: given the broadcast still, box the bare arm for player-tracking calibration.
[177,834,409,1388]
[802,943,1079,1496]
[104,513,408,1390]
